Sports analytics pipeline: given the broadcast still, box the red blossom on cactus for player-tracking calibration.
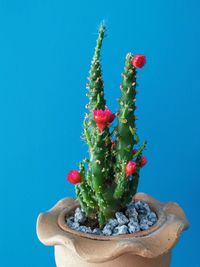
[132,54,146,68]
[93,109,115,132]
[66,170,81,184]
[140,156,147,167]
[125,161,137,176]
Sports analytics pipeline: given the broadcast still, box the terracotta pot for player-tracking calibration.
[36,193,188,267]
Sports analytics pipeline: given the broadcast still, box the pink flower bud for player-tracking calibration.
[125,161,137,177]
[132,54,146,68]
[93,109,115,132]
[140,156,147,167]
[66,170,81,184]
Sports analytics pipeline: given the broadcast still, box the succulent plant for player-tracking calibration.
[66,23,147,228]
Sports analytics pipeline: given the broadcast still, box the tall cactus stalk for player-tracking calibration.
[113,53,137,199]
[113,53,147,200]
[67,23,147,228]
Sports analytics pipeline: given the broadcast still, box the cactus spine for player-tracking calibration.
[67,24,147,228]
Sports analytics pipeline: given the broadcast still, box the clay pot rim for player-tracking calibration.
[57,195,166,241]
[37,192,189,262]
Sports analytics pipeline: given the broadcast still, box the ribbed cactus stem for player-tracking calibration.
[82,24,115,227]
[87,24,106,128]
[90,128,114,227]
[93,23,106,61]
[122,142,147,205]
[114,53,137,199]
[75,161,98,217]
[82,24,106,155]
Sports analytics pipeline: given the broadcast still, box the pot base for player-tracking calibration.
[55,245,171,267]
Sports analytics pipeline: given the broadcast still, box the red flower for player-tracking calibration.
[125,161,137,176]
[132,54,146,68]
[93,109,115,132]
[140,156,147,167]
[66,170,81,184]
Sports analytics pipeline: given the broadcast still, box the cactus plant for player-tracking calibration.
[66,23,147,228]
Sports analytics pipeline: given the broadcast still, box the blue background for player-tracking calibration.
[0,0,199,266]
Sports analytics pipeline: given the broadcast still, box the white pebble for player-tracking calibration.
[71,222,80,230]
[113,225,129,235]
[92,228,102,235]
[115,212,129,225]
[107,218,118,229]
[102,225,113,236]
[140,223,149,231]
[128,221,140,233]
[74,208,86,224]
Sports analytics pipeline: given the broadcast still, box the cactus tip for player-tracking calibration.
[99,20,106,32]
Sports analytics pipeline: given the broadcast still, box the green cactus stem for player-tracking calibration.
[86,23,106,129]
[121,142,147,205]
[75,161,98,216]
[114,53,138,199]
[81,23,116,227]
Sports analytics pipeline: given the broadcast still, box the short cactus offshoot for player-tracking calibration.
[66,23,147,228]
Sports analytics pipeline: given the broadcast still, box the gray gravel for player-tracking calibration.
[115,212,129,225]
[74,207,86,224]
[92,228,102,235]
[65,200,158,236]
[79,225,92,233]
[107,218,118,229]
[113,225,129,235]
[128,221,140,233]
[102,224,113,236]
